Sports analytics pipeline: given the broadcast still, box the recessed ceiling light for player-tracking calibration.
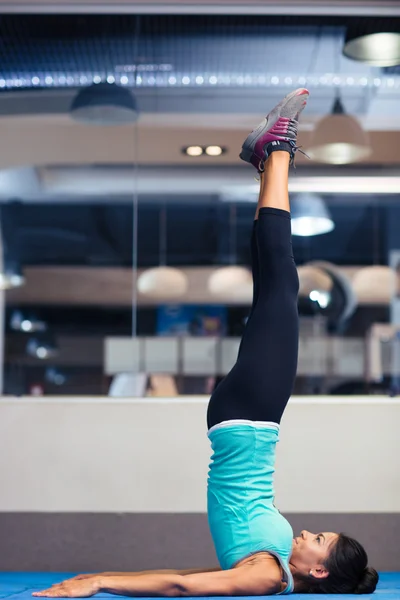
[183,146,204,157]
[205,145,225,156]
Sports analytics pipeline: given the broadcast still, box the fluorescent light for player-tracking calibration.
[220,176,400,199]
[288,176,400,194]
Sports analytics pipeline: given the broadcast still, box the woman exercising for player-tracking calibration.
[33,89,378,598]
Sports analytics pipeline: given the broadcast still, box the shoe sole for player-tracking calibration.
[239,88,309,163]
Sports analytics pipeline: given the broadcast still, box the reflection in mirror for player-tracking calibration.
[298,262,357,333]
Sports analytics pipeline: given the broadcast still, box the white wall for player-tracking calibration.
[0,396,399,513]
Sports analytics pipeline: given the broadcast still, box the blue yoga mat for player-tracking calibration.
[0,573,399,599]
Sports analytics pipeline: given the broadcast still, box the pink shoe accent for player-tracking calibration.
[240,88,309,171]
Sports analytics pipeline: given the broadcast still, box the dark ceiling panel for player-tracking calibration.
[5,201,389,269]
[0,13,397,88]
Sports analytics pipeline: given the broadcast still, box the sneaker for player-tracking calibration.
[239,88,309,172]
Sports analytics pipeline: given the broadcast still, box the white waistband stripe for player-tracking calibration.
[208,419,280,436]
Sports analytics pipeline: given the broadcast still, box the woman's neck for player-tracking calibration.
[289,564,309,593]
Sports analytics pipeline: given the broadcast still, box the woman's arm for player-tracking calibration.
[33,558,283,598]
[98,564,283,597]
[71,568,221,580]
[33,562,282,597]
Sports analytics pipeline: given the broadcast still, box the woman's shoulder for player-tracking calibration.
[234,552,287,594]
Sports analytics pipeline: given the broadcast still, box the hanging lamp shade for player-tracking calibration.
[343,27,400,67]
[291,194,335,237]
[208,266,253,301]
[307,97,371,165]
[70,82,139,125]
[137,267,188,299]
[352,266,393,304]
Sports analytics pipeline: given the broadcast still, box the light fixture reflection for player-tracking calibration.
[291,194,335,237]
[0,264,25,290]
[137,267,188,299]
[70,82,139,125]
[45,367,66,386]
[307,97,371,165]
[208,266,252,301]
[184,146,204,157]
[26,338,58,360]
[10,310,47,333]
[343,31,400,67]
[309,290,331,309]
[205,146,224,156]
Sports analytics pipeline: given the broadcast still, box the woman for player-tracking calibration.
[33,89,379,598]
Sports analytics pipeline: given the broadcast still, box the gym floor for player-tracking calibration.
[0,573,399,599]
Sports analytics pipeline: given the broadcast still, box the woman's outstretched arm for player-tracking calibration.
[32,560,283,597]
[69,567,221,580]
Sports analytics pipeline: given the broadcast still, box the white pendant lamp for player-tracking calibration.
[343,28,400,67]
[307,97,371,165]
[208,266,253,301]
[208,205,252,302]
[71,82,139,125]
[137,206,188,299]
[352,266,393,304]
[138,266,188,299]
[291,194,335,237]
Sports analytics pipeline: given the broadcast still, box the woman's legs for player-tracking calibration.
[237,152,290,358]
[207,150,299,428]
[257,151,291,214]
[207,88,308,429]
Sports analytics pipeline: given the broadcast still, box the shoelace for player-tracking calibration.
[255,144,310,180]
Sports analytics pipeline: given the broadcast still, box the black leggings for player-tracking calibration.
[207,207,299,429]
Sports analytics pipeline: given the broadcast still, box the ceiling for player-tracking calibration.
[0,10,399,272]
[1,1,399,16]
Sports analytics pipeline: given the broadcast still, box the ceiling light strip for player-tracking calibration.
[0,74,399,91]
[2,2,400,17]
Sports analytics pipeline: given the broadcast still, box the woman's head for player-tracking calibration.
[290,530,379,594]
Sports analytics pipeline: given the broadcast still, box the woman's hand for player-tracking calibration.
[32,577,101,598]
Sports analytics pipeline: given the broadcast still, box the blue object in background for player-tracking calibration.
[157,305,227,337]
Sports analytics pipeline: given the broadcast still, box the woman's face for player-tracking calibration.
[290,530,339,579]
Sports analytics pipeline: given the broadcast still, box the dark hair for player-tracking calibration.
[300,533,379,594]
